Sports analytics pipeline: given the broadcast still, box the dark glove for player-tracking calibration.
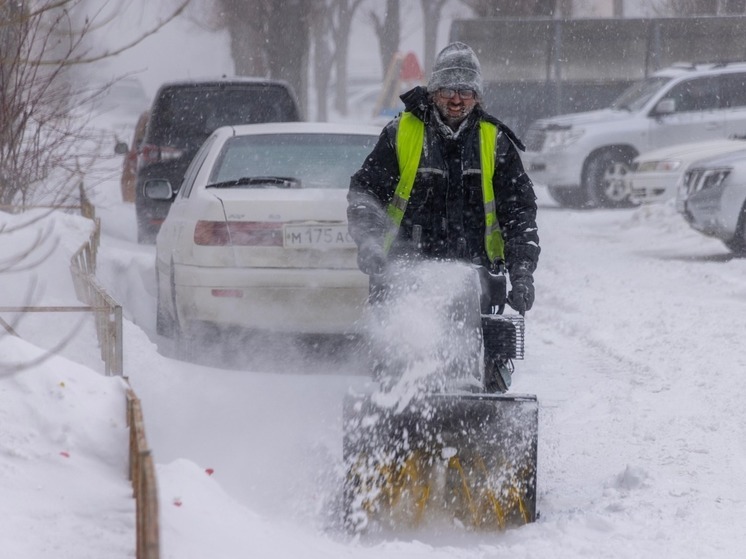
[508,274,534,314]
[357,242,386,276]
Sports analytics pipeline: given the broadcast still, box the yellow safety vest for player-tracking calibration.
[385,111,504,263]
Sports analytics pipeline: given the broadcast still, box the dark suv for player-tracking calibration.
[135,78,301,243]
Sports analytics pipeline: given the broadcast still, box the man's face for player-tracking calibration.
[433,88,478,127]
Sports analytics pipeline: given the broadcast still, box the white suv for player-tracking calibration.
[522,62,746,208]
[677,148,746,254]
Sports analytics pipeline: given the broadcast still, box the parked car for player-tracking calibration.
[115,110,149,203]
[136,77,301,243]
[150,121,381,351]
[523,61,746,208]
[677,148,746,253]
[629,137,746,204]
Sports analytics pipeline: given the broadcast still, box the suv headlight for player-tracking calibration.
[636,159,682,173]
[699,168,731,191]
[543,126,584,151]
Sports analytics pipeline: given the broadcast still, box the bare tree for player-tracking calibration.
[213,0,270,76]
[266,1,311,115]
[1,0,186,374]
[1,1,84,208]
[370,0,400,82]
[420,0,448,75]
[0,0,188,209]
[309,1,334,121]
[332,0,365,117]
[210,0,314,117]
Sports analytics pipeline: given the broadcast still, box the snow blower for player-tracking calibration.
[342,260,538,533]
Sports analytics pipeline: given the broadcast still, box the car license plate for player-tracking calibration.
[283,224,355,248]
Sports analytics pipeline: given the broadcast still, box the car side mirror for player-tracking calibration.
[654,98,676,116]
[144,179,174,200]
[114,141,129,155]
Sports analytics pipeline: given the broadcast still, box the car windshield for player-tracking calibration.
[610,76,672,111]
[149,85,299,148]
[208,133,378,189]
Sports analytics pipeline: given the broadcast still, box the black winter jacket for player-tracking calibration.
[348,86,540,278]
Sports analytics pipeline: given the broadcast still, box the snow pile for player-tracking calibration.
[0,334,132,559]
[5,156,746,558]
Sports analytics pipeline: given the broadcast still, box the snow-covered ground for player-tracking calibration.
[3,156,746,557]
[3,2,746,557]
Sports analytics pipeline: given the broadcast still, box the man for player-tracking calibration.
[347,42,540,392]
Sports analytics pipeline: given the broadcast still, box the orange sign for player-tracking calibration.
[399,52,424,82]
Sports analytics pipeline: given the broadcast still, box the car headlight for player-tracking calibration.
[543,126,584,151]
[636,159,682,173]
[699,167,731,191]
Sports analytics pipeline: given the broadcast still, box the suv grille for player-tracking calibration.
[683,168,705,195]
[683,167,731,195]
[524,127,546,151]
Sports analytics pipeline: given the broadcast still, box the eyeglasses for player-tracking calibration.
[438,88,477,100]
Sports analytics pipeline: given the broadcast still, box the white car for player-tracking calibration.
[629,137,746,204]
[523,61,746,208]
[677,148,746,254]
[150,122,382,348]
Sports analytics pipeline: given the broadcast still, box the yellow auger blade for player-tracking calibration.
[343,392,538,533]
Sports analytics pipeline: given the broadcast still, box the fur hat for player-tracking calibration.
[427,42,483,97]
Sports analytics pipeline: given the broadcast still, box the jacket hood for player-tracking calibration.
[400,86,432,120]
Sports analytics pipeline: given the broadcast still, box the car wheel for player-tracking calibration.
[176,321,222,364]
[584,149,637,208]
[175,322,197,362]
[547,186,589,209]
[723,206,746,255]
[155,267,176,338]
[137,223,156,244]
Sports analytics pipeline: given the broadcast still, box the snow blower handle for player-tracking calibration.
[368,225,422,303]
[477,265,507,315]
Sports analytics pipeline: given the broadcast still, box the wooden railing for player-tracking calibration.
[68,216,123,376]
[67,192,161,558]
[127,389,160,559]
[1,187,161,558]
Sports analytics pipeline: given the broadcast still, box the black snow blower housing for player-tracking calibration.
[342,261,538,533]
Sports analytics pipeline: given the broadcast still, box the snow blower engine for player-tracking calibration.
[342,260,538,533]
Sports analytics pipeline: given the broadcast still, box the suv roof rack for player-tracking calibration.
[709,59,746,68]
[669,61,697,70]
[672,59,746,69]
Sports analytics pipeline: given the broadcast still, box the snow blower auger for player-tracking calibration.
[342,260,538,534]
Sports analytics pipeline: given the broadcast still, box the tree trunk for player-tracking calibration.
[216,0,311,118]
[266,0,309,118]
[310,2,333,121]
[420,0,447,75]
[219,0,269,76]
[371,0,400,82]
[333,0,364,117]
